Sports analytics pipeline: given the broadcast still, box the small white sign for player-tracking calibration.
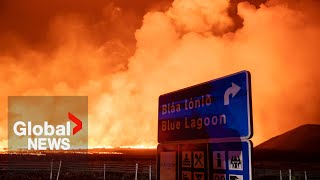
[182,151,192,168]
[160,152,176,180]
[194,172,204,180]
[228,151,243,170]
[182,171,191,180]
[229,174,243,180]
[193,151,204,168]
[213,173,226,180]
[213,151,226,170]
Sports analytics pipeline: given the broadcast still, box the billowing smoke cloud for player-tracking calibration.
[0,0,320,148]
[0,0,171,148]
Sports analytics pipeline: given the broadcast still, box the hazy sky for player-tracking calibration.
[0,0,320,148]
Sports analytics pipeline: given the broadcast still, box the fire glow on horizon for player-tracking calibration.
[0,0,320,149]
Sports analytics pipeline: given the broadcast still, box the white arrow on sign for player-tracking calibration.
[224,83,241,105]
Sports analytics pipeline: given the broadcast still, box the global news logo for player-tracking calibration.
[12,112,82,151]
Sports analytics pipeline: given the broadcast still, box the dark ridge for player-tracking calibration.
[255,124,320,153]
[254,124,320,164]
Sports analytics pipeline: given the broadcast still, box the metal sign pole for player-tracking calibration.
[135,163,138,180]
[149,163,152,180]
[280,170,282,180]
[50,159,53,180]
[56,161,62,180]
[289,169,292,180]
[304,171,307,180]
[104,164,106,180]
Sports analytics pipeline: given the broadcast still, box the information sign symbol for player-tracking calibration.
[229,174,243,180]
[193,151,204,168]
[213,151,226,170]
[194,172,204,180]
[228,151,243,170]
[182,151,192,168]
[213,173,226,180]
[182,171,191,180]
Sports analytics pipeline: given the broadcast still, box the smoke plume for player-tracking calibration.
[0,0,320,148]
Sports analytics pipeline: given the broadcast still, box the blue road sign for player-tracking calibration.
[209,140,252,180]
[157,140,252,180]
[158,71,252,143]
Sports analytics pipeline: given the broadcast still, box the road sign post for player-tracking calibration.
[158,71,252,143]
[157,140,252,180]
[157,71,253,180]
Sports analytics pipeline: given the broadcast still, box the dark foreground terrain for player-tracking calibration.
[1,148,320,180]
[0,149,157,180]
[1,124,320,179]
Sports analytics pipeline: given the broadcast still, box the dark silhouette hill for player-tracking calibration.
[255,124,320,153]
[253,124,320,164]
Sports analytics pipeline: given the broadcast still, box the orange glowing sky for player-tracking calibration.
[0,0,320,148]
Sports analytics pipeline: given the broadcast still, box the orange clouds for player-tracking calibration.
[0,0,320,149]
